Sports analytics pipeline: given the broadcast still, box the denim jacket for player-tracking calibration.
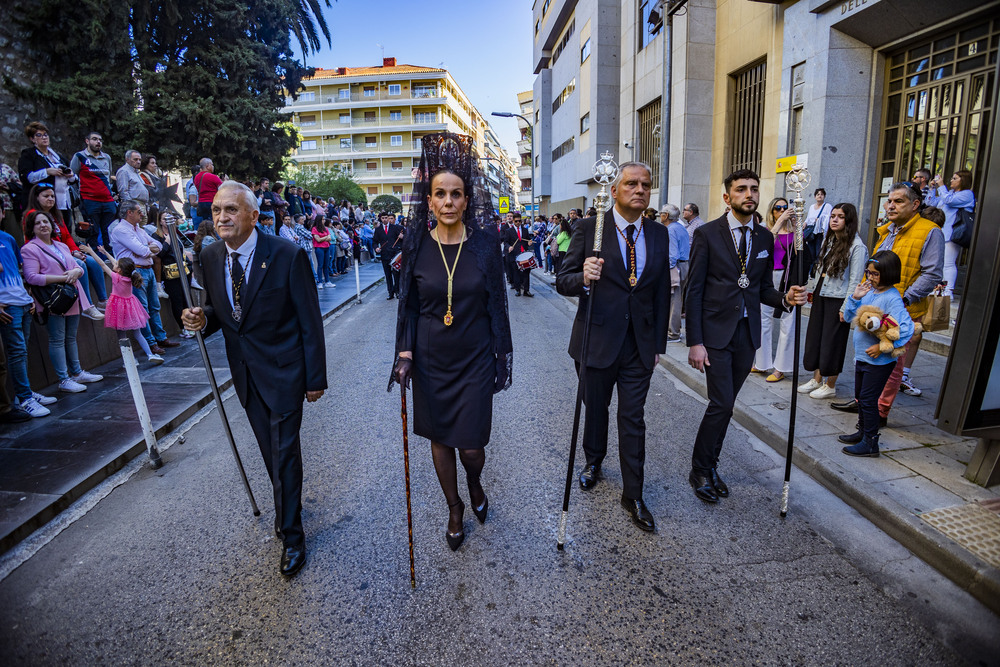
[817,235,868,314]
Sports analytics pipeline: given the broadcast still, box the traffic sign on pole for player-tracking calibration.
[499,196,510,214]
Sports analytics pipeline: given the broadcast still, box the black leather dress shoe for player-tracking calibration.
[621,496,655,532]
[280,544,306,577]
[831,398,859,413]
[579,465,600,490]
[710,468,729,497]
[522,291,534,297]
[689,472,719,503]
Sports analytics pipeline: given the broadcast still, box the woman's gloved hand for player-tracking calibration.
[388,355,413,391]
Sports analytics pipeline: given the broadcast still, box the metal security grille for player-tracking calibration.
[730,60,766,174]
[637,98,661,184]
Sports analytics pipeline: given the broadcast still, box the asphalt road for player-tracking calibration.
[0,277,991,665]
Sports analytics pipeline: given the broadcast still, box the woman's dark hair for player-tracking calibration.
[818,202,860,279]
[272,182,283,193]
[302,190,311,199]
[116,256,144,289]
[24,183,65,230]
[23,209,55,240]
[560,219,573,234]
[193,219,215,254]
[954,169,972,191]
[814,188,826,196]
[868,250,902,287]
[314,216,327,232]
[140,154,157,171]
[25,121,48,139]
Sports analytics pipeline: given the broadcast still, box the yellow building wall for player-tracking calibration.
[709,0,784,220]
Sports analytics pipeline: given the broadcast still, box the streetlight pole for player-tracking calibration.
[492,111,534,219]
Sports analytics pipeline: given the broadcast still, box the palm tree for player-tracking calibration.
[290,0,333,56]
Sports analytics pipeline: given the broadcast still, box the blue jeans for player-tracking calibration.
[76,256,108,302]
[0,304,33,401]
[133,266,166,345]
[46,314,82,380]
[81,199,118,252]
[314,246,331,283]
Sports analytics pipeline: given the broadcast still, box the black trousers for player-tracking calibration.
[854,361,895,439]
[380,257,398,296]
[511,264,531,292]
[803,294,850,376]
[580,324,653,499]
[692,318,755,475]
[244,374,305,548]
[162,278,186,331]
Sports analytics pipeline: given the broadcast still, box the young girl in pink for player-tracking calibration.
[81,246,164,365]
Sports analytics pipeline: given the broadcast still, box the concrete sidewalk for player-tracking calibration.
[532,267,1000,614]
[0,261,387,554]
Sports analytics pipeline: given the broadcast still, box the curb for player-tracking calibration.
[0,276,384,556]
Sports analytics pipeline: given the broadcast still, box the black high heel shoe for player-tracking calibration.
[446,500,465,551]
[468,482,488,524]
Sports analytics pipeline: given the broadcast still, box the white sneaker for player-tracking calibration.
[147,354,165,365]
[157,283,169,299]
[32,391,58,406]
[20,397,51,417]
[82,306,105,320]
[190,276,204,290]
[797,378,822,394]
[324,282,336,287]
[72,370,104,383]
[59,378,87,393]
[900,378,923,396]
[316,283,324,290]
[809,384,837,399]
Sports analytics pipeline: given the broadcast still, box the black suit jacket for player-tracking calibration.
[684,215,787,350]
[201,233,327,414]
[503,224,532,257]
[556,211,671,370]
[373,223,403,257]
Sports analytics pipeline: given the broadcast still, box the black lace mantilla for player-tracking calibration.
[392,132,513,392]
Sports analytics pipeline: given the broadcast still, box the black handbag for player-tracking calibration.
[951,207,974,249]
[30,244,79,315]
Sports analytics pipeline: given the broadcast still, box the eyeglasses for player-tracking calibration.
[865,269,880,276]
[32,132,49,138]
[773,204,788,210]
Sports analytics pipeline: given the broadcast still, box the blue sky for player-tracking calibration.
[297,0,536,160]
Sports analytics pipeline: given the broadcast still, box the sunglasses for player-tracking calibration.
[773,204,788,210]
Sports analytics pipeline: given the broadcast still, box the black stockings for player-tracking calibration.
[431,443,486,533]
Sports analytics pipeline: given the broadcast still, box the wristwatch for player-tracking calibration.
[902,296,911,307]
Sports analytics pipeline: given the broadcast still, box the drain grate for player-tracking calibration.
[920,503,1000,569]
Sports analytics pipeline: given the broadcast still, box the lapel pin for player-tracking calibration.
[261,261,266,269]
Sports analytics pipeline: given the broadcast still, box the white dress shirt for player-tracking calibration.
[225,229,259,310]
[612,206,646,282]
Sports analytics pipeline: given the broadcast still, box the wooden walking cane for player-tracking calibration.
[400,383,416,588]
[781,164,812,518]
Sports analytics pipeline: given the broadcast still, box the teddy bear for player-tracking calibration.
[853,305,920,357]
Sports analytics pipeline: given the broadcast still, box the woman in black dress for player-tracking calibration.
[392,133,512,551]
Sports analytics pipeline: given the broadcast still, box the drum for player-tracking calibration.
[391,252,403,272]
[516,252,537,271]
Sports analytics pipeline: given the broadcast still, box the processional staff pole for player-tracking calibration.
[557,152,619,551]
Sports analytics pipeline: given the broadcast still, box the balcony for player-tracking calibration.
[354,167,415,183]
[286,88,446,109]
[517,165,533,179]
[294,139,427,161]
[295,116,446,136]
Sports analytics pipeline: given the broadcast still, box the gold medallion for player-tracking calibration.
[629,274,637,287]
[443,312,453,326]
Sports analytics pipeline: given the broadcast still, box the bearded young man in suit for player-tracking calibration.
[373,211,404,299]
[504,211,535,297]
[182,181,327,577]
[556,162,671,532]
[685,169,807,504]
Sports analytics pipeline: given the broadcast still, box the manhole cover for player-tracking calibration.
[920,503,1000,569]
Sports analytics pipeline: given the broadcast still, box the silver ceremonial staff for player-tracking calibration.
[557,151,618,550]
[154,177,260,517]
[780,163,811,517]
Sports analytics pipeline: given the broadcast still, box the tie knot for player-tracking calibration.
[626,223,636,240]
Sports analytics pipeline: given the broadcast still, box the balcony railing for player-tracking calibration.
[295,139,425,157]
[287,88,443,105]
[295,116,442,131]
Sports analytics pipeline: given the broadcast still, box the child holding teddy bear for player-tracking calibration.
[839,250,914,457]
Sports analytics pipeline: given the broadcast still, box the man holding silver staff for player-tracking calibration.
[181,181,326,577]
[556,161,671,532]
[685,170,808,504]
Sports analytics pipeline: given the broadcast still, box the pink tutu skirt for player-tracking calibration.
[104,294,150,331]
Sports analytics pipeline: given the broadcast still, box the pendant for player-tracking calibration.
[443,311,453,326]
[629,274,637,287]
[738,273,750,289]
[233,303,242,322]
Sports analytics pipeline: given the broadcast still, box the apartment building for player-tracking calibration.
[286,57,514,207]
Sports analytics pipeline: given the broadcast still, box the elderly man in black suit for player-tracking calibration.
[373,210,404,299]
[685,169,807,504]
[556,162,671,532]
[182,181,327,577]
[504,211,534,297]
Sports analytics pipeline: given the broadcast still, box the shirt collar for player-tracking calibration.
[727,210,753,232]
[227,229,259,258]
[612,205,641,231]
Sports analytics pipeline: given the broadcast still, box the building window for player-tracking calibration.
[413,84,437,98]
[339,88,350,99]
[339,113,351,124]
[535,20,540,35]
[414,112,437,124]
[364,111,377,121]
[552,78,576,114]
[390,110,403,121]
[638,1,662,52]
[730,59,767,175]
[391,161,403,171]
[365,136,377,147]
[542,0,551,15]
[368,186,379,195]
[580,112,590,134]
[299,114,316,126]
[392,185,404,195]
[552,136,575,162]
[390,135,403,146]
[637,98,661,184]
[340,138,352,149]
[581,38,591,64]
[551,20,576,66]
[366,162,378,171]
[299,91,315,102]
[300,140,317,151]
[364,86,376,97]
[386,84,400,96]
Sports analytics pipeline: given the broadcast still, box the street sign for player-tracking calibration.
[499,196,510,214]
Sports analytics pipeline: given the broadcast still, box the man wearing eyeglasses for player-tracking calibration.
[681,202,705,241]
[71,132,117,252]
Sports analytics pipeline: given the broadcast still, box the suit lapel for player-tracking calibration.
[237,235,273,328]
[599,211,626,285]
[717,218,741,274]
[634,220,655,288]
[209,243,236,326]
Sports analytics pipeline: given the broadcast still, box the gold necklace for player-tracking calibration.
[434,228,465,326]
[614,221,643,287]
